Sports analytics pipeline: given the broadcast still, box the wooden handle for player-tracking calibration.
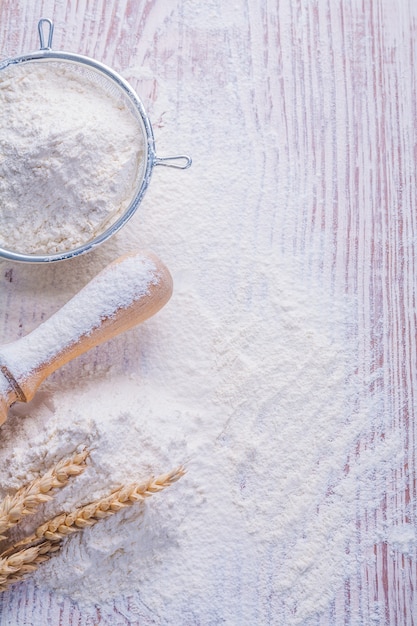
[0,250,173,425]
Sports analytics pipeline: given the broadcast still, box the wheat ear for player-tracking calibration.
[0,449,89,539]
[10,465,185,552]
[0,541,61,591]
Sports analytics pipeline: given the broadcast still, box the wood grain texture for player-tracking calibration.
[0,0,416,624]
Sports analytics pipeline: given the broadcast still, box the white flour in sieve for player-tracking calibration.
[0,62,144,254]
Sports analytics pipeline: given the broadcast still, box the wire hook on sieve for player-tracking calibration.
[38,18,54,51]
[154,155,192,169]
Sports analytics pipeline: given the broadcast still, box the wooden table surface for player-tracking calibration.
[0,1,416,624]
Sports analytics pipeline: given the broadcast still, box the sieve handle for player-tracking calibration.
[0,250,173,425]
[38,18,54,51]
[154,155,192,170]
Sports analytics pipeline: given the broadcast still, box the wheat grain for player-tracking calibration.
[16,465,185,549]
[0,449,89,539]
[0,541,60,591]
[0,465,185,591]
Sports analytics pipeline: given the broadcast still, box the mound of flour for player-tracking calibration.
[0,252,401,625]
[0,61,144,254]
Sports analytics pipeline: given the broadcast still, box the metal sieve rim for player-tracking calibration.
[0,19,191,263]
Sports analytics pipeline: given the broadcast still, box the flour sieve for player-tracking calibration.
[0,18,192,263]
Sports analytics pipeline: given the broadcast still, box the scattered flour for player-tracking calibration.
[0,4,409,625]
[0,61,144,255]
[0,251,403,625]
[385,524,417,557]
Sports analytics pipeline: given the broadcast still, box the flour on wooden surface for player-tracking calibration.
[0,3,409,625]
[0,62,144,254]
[0,250,402,625]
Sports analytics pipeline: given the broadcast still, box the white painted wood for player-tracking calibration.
[0,0,416,623]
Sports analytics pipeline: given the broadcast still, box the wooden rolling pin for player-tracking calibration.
[0,250,173,425]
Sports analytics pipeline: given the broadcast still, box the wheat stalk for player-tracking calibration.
[0,465,185,590]
[0,449,89,539]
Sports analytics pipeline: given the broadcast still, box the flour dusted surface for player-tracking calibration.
[0,252,400,625]
[0,2,409,624]
[0,62,144,254]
